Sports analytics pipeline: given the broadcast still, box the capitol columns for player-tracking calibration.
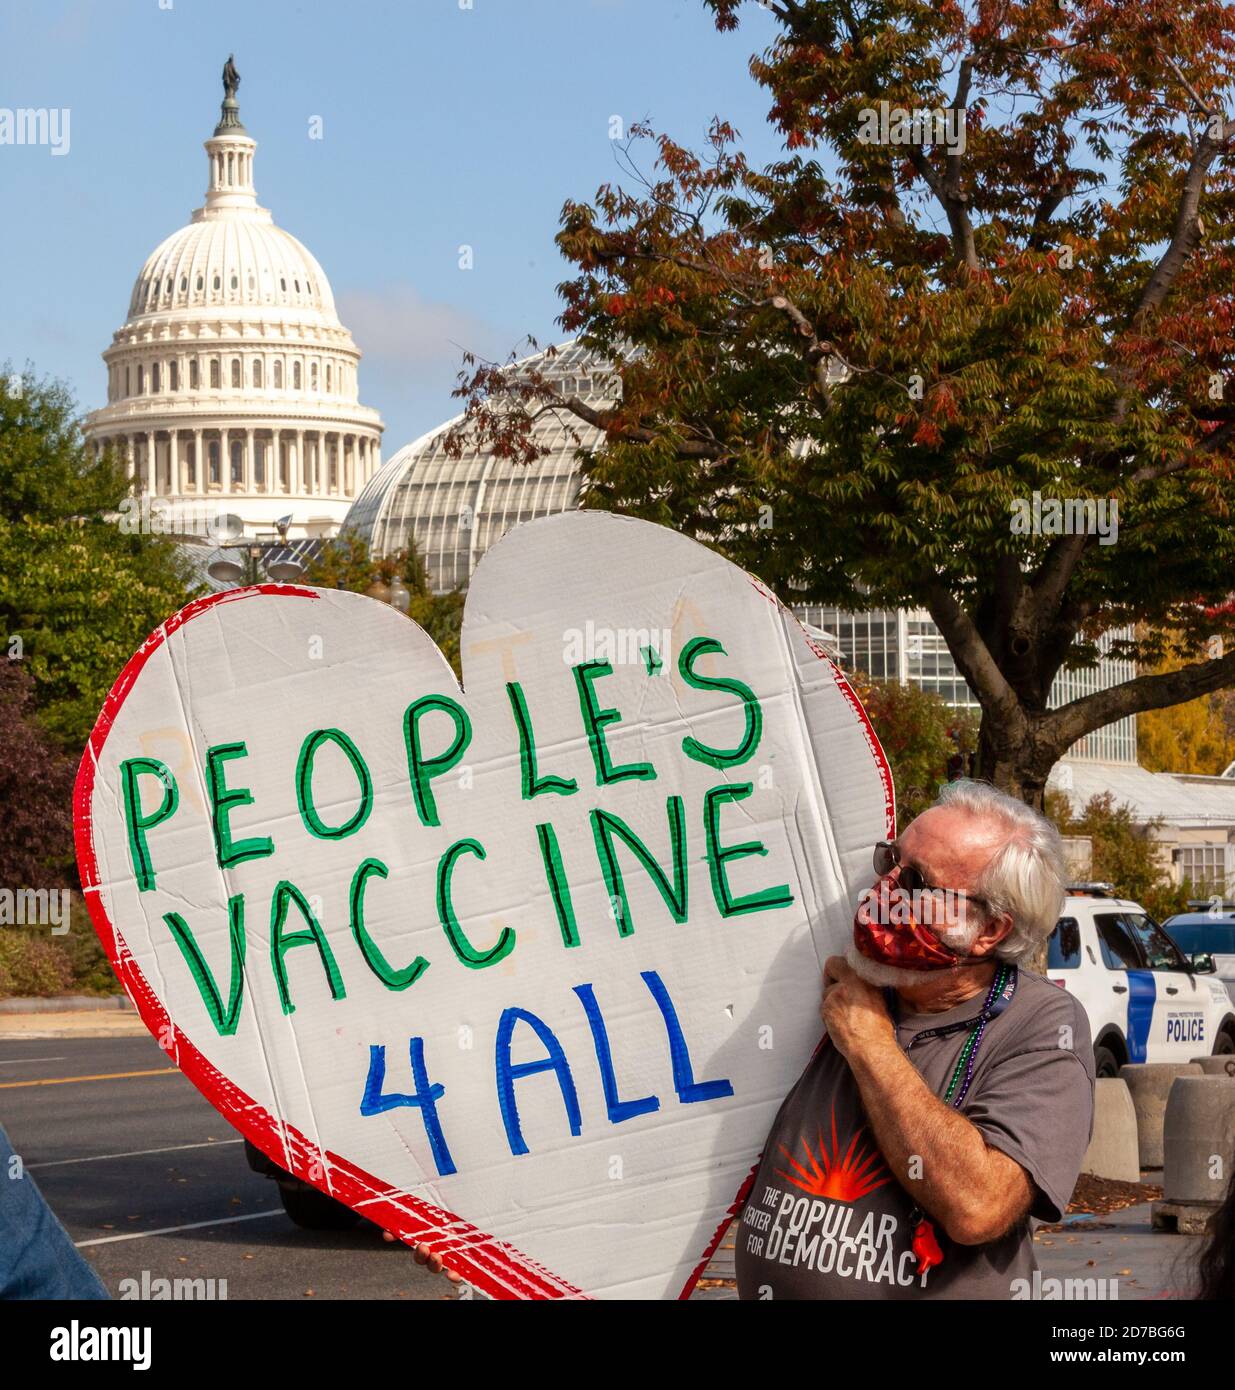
[296,428,305,496]
[193,428,204,494]
[169,427,180,495]
[146,430,156,494]
[221,427,232,494]
[245,427,255,493]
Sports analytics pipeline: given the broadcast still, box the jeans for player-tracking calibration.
[0,1121,109,1299]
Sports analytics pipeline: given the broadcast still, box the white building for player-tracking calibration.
[794,608,1139,765]
[1046,763,1235,896]
[84,64,383,539]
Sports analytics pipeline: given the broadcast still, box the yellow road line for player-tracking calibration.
[0,1067,179,1090]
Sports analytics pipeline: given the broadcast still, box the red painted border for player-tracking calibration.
[74,580,895,1300]
[825,660,898,838]
[749,575,897,836]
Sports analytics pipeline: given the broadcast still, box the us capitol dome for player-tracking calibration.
[84,58,383,539]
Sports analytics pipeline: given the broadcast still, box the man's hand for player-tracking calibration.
[381,1230,465,1284]
[821,955,896,1061]
[828,958,1038,1246]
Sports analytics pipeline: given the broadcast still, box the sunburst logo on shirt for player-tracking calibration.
[774,1107,891,1202]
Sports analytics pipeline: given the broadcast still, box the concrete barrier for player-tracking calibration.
[1152,1077,1235,1234]
[1119,1062,1204,1168]
[1190,1055,1235,1078]
[1080,1078,1140,1182]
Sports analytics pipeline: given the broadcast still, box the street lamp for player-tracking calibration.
[207,513,307,587]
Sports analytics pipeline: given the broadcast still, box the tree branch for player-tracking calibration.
[909,145,978,271]
[1128,135,1217,328]
[923,580,1023,724]
[1044,650,1235,749]
[549,395,732,461]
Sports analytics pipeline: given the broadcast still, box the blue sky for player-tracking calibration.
[0,0,783,453]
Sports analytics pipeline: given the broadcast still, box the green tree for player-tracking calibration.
[0,370,198,750]
[303,528,376,593]
[848,673,978,830]
[450,0,1235,808]
[1047,790,1193,919]
[306,531,465,678]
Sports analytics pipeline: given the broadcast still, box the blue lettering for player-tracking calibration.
[495,1007,582,1156]
[360,1039,457,1176]
[641,969,734,1104]
[360,971,735,1178]
[1166,1016,1205,1042]
[573,982,660,1123]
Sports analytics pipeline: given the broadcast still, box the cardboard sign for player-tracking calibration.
[75,511,893,1299]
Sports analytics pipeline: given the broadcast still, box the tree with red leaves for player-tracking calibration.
[450,0,1235,806]
[0,659,73,888]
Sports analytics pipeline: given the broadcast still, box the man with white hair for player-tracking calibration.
[735,779,1095,1300]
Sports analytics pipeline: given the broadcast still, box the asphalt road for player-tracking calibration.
[0,1036,456,1300]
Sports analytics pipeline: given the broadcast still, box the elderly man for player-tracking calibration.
[734,778,1094,1300]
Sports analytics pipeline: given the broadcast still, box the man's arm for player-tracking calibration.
[821,957,1033,1246]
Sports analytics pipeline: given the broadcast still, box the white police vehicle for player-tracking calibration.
[1046,886,1235,1078]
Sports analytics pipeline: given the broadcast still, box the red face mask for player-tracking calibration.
[852,878,981,972]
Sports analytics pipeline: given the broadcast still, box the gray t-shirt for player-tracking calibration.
[734,967,1095,1300]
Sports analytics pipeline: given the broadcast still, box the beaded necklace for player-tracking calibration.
[892,961,1016,1106]
[943,962,1015,1106]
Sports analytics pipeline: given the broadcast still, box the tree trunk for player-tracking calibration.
[973,716,1057,813]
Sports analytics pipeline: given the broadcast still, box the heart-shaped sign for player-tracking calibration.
[75,511,892,1299]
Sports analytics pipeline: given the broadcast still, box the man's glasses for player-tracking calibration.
[872,840,989,909]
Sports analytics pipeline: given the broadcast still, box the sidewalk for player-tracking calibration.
[0,1002,147,1039]
[1035,1200,1202,1299]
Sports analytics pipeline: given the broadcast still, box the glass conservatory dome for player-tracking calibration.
[346,340,617,591]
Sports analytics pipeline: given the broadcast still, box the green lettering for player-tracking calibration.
[120,757,179,892]
[703,783,794,917]
[536,822,580,948]
[296,728,374,840]
[163,895,246,1036]
[349,857,430,990]
[269,880,347,1015]
[573,660,655,786]
[206,742,274,870]
[590,796,688,937]
[508,682,578,799]
[436,838,514,969]
[679,636,762,769]
[404,695,472,827]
